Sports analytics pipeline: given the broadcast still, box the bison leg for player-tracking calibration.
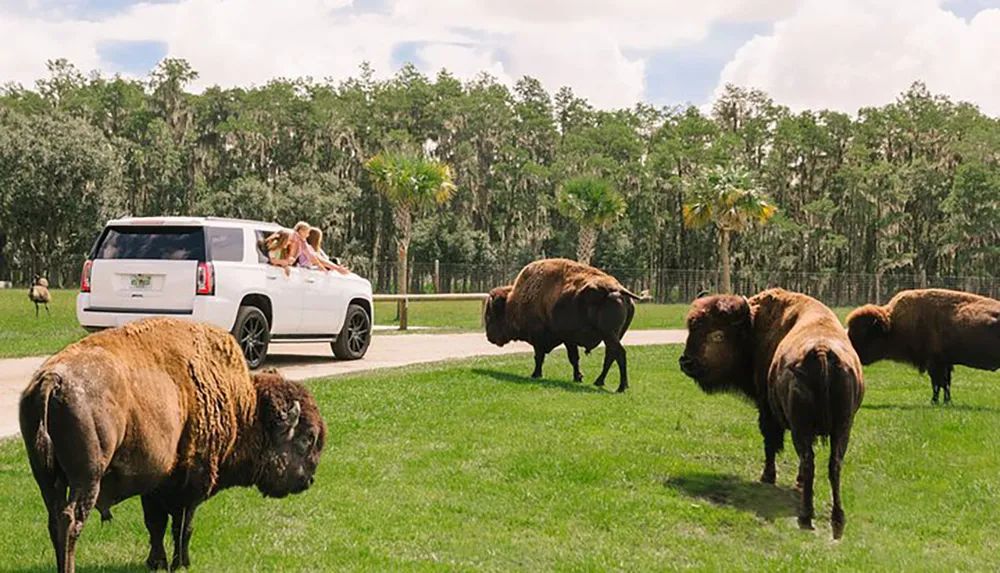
[531,345,546,379]
[45,303,51,316]
[565,344,584,383]
[170,505,198,570]
[791,432,816,531]
[61,481,99,573]
[141,495,169,570]
[758,410,784,484]
[829,425,852,540]
[929,363,952,405]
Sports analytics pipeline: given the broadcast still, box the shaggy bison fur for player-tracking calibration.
[19,318,326,572]
[679,289,865,539]
[484,258,640,392]
[846,288,1000,404]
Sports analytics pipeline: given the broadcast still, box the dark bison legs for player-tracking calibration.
[593,335,628,392]
[58,481,99,573]
[143,495,200,570]
[929,363,953,405]
[757,409,785,484]
[142,496,170,570]
[791,432,817,531]
[531,346,546,379]
[565,344,583,382]
[829,424,852,540]
[170,505,198,570]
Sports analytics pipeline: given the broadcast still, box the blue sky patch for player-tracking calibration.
[97,39,167,75]
[942,0,1000,20]
[643,21,771,106]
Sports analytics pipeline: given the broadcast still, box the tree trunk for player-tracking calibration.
[719,228,732,294]
[577,226,597,266]
[394,206,413,330]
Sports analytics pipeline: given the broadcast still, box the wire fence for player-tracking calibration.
[360,262,1000,308]
[8,258,1000,308]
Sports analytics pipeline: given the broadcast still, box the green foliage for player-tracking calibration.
[683,166,776,232]
[1,61,999,290]
[555,176,626,229]
[364,152,456,213]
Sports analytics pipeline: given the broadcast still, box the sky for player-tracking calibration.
[1,0,999,114]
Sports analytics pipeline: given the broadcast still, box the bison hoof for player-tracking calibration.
[759,471,776,485]
[615,384,628,393]
[797,516,815,531]
[170,556,191,570]
[574,373,584,383]
[146,555,168,571]
[832,509,846,540]
[531,371,542,379]
[593,379,605,387]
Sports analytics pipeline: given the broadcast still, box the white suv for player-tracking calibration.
[77,216,374,369]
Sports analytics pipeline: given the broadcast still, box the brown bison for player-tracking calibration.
[484,258,640,392]
[679,289,865,539]
[19,318,326,573]
[846,288,1000,404]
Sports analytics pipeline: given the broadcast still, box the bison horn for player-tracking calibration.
[287,400,301,432]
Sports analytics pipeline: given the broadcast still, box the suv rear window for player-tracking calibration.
[94,226,206,261]
[206,227,244,262]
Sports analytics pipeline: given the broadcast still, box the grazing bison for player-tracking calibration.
[846,288,1000,404]
[679,289,865,539]
[484,258,640,392]
[19,318,326,573]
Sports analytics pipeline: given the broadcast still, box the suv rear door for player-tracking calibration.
[88,224,204,314]
[254,228,305,334]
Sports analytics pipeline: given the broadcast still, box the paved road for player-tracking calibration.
[0,329,687,439]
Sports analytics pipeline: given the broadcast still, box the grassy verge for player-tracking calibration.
[3,347,999,571]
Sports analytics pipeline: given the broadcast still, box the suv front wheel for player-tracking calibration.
[233,305,270,369]
[332,303,371,360]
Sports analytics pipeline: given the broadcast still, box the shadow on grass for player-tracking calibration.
[862,403,1000,413]
[1,563,144,573]
[471,368,605,394]
[665,471,800,521]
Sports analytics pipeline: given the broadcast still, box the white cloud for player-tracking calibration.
[0,0,803,109]
[715,0,1000,115]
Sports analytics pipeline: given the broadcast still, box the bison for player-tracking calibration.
[484,258,640,392]
[678,289,865,539]
[19,317,326,573]
[846,288,1000,404]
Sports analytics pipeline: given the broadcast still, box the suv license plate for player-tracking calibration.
[131,274,152,289]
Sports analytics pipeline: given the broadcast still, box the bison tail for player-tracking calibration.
[33,372,61,470]
[620,288,643,301]
[800,347,835,439]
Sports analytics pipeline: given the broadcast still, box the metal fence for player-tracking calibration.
[9,258,1000,308]
[360,262,1000,308]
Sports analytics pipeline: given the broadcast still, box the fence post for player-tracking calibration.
[399,298,408,331]
[480,296,487,328]
[434,259,440,293]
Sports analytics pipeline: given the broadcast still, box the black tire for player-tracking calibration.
[232,306,270,370]
[332,303,371,360]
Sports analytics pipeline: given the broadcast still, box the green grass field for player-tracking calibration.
[2,346,999,571]
[0,289,855,358]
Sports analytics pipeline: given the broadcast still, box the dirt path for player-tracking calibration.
[0,330,687,439]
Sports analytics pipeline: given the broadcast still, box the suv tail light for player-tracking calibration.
[196,262,215,296]
[80,260,93,292]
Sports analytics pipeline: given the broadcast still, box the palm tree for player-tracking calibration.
[555,176,625,266]
[684,165,777,294]
[364,152,456,303]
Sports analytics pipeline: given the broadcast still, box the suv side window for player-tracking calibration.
[255,230,273,264]
[206,227,244,262]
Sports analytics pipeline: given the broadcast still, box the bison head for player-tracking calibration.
[484,286,514,346]
[845,305,891,365]
[253,371,327,499]
[679,295,754,396]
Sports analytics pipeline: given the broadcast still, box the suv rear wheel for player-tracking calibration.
[233,305,270,369]
[332,303,371,360]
